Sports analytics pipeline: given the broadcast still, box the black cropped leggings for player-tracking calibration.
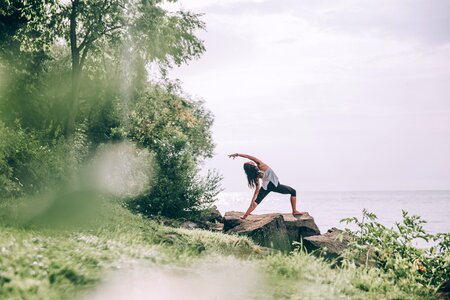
[255,181,296,204]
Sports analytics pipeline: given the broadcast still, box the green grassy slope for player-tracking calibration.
[0,199,437,299]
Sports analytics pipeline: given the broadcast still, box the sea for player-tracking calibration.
[215,190,450,247]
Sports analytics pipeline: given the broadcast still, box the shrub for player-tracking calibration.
[341,209,450,293]
[0,121,90,199]
[0,122,21,197]
[118,85,221,217]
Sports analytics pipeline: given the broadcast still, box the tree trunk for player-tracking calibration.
[66,0,80,137]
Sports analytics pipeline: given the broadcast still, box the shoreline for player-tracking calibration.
[215,190,450,236]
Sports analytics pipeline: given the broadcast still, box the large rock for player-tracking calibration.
[204,205,223,223]
[224,211,291,251]
[223,211,320,252]
[282,213,320,243]
[303,227,351,260]
[178,219,224,232]
[179,221,200,230]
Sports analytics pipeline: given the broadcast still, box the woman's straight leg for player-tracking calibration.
[273,183,304,215]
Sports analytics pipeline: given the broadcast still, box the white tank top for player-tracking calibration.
[261,167,279,190]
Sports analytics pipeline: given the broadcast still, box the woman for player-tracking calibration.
[228,153,304,219]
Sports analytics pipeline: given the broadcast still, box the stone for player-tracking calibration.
[303,227,351,260]
[179,219,225,232]
[210,223,224,232]
[223,211,320,252]
[179,221,200,230]
[204,205,223,223]
[282,213,320,244]
[224,211,291,251]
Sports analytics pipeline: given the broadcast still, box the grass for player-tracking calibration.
[0,196,439,299]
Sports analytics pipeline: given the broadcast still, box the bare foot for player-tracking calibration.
[240,214,249,220]
[292,211,306,216]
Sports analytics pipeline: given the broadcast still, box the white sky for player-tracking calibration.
[166,0,450,192]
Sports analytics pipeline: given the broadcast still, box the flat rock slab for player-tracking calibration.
[303,227,351,260]
[224,211,320,252]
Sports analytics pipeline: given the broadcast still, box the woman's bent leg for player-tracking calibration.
[273,183,296,196]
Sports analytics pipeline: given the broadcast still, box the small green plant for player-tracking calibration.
[341,209,450,294]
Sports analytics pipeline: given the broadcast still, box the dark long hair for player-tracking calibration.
[243,163,259,188]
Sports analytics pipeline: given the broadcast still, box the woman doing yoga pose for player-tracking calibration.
[228,153,304,219]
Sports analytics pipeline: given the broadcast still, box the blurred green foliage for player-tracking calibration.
[0,121,89,198]
[8,0,205,135]
[0,0,220,218]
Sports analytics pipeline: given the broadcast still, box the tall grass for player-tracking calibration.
[0,199,443,299]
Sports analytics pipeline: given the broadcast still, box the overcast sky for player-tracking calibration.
[166,0,450,192]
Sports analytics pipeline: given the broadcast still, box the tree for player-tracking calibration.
[0,0,50,127]
[122,85,220,217]
[17,0,205,136]
[1,1,220,217]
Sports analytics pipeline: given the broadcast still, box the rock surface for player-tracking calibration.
[204,205,223,223]
[439,278,450,300]
[180,221,200,230]
[223,211,320,251]
[303,227,350,260]
[282,213,321,242]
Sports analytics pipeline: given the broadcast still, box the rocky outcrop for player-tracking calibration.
[204,205,223,223]
[179,220,224,232]
[303,227,351,260]
[178,206,223,231]
[282,213,321,242]
[224,212,291,251]
[223,211,320,251]
[179,221,200,230]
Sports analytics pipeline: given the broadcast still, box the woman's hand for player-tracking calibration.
[228,153,268,171]
[228,153,239,159]
[241,201,257,220]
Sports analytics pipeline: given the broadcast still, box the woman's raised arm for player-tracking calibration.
[228,153,268,170]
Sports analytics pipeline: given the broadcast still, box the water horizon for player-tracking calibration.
[215,189,450,247]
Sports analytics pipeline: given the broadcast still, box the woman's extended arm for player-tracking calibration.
[241,183,260,219]
[228,153,268,170]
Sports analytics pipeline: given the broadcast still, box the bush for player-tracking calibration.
[0,82,221,218]
[117,85,221,217]
[341,209,450,294]
[0,121,90,199]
